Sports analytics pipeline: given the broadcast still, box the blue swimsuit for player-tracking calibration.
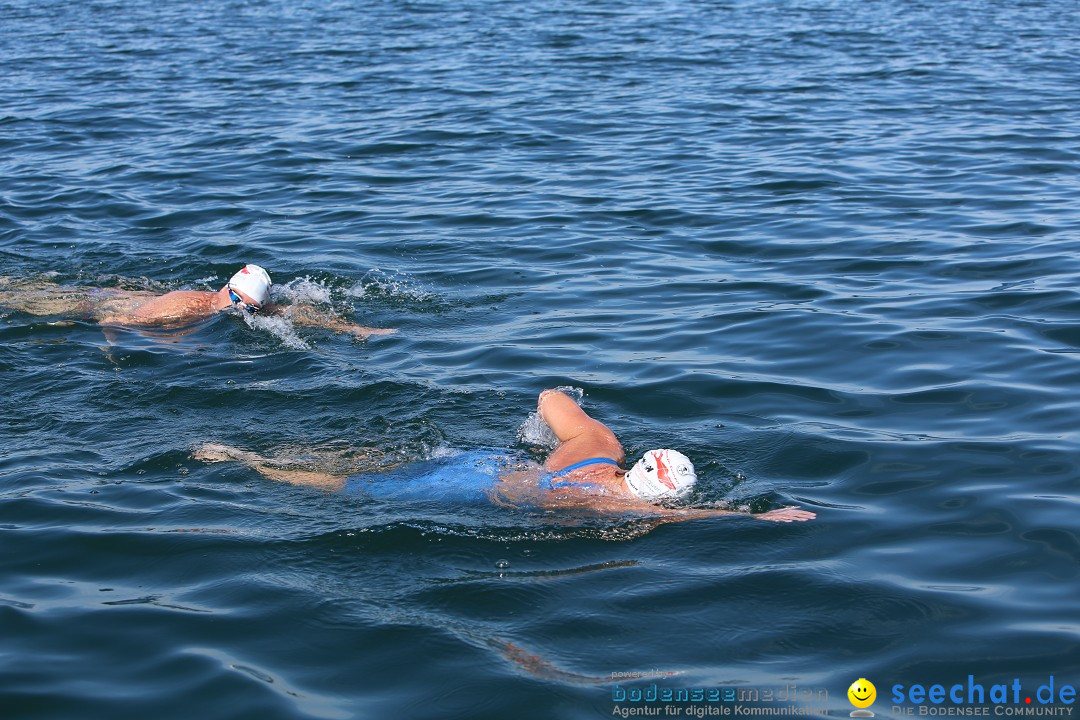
[545,457,620,490]
[343,452,621,502]
[344,450,512,503]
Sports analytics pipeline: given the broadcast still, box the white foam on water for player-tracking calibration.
[226,271,418,349]
[517,412,558,448]
[273,277,333,305]
[427,444,460,460]
[346,268,433,302]
[551,385,584,403]
[239,309,310,350]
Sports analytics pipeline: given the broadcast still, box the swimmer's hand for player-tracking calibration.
[755,507,816,522]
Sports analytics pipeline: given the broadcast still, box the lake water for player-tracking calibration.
[1,0,1078,718]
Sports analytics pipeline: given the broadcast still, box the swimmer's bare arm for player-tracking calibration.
[538,389,608,441]
[644,506,816,523]
[541,492,815,523]
[538,389,624,467]
[99,290,216,325]
[276,304,397,338]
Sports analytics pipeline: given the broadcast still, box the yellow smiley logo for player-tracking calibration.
[848,678,876,709]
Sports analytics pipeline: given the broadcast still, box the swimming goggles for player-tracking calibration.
[228,285,261,314]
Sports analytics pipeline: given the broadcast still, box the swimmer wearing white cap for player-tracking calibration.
[0,265,395,338]
[193,389,815,525]
[224,263,273,312]
[92,263,275,325]
[527,389,816,522]
[120,264,271,324]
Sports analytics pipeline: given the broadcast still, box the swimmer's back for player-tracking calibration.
[345,450,516,503]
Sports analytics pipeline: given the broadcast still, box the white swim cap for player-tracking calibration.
[228,264,272,306]
[624,449,697,501]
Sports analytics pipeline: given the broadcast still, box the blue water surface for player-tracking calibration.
[1,0,1078,718]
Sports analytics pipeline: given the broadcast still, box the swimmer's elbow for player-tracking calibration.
[538,390,595,439]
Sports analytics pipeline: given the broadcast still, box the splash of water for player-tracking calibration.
[516,385,584,448]
[273,277,333,305]
[234,276,353,349]
[242,311,310,350]
[346,268,433,302]
[517,412,558,449]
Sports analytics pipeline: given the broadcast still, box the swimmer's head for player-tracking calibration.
[228,264,272,307]
[624,449,697,501]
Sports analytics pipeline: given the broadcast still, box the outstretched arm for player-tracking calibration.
[607,504,816,529]
[626,506,815,533]
[543,492,816,524]
[277,304,397,338]
[659,506,816,523]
